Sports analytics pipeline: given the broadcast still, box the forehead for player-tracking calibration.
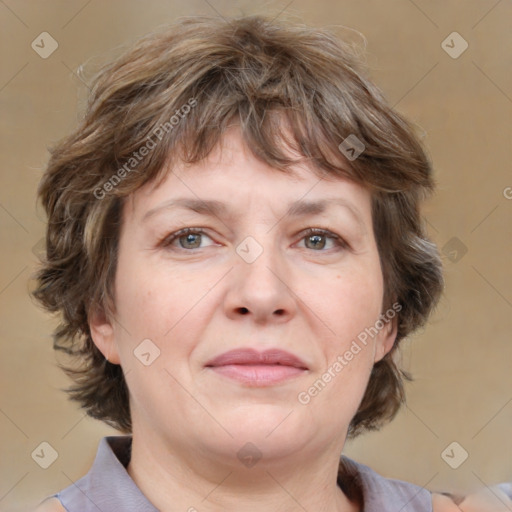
[123,128,372,227]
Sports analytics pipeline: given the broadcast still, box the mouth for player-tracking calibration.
[204,348,309,386]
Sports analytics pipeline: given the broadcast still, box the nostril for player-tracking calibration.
[238,307,249,315]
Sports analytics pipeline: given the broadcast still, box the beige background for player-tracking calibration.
[1,0,511,510]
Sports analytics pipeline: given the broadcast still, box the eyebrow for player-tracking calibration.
[142,197,366,229]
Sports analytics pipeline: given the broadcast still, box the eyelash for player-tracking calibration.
[160,227,349,252]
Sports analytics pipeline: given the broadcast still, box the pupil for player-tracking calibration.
[182,233,200,248]
[308,234,325,249]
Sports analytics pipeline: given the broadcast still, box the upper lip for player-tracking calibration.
[205,348,309,370]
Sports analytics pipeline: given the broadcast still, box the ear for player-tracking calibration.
[373,313,398,363]
[88,305,121,364]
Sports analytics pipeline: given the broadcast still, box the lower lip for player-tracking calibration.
[208,364,306,386]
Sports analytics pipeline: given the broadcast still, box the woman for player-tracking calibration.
[32,14,480,511]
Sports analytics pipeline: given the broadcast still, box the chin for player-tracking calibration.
[218,410,311,450]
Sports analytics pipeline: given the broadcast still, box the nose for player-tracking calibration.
[223,238,297,325]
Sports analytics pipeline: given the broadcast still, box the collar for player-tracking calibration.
[57,435,430,512]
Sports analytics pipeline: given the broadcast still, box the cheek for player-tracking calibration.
[300,275,381,422]
[114,252,190,334]
[112,252,218,373]
[309,266,384,348]
[111,259,197,408]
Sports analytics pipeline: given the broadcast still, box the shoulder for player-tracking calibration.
[431,493,461,512]
[32,497,66,512]
[432,486,512,512]
[458,485,512,512]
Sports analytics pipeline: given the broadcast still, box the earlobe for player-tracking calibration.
[88,306,121,364]
[374,316,398,363]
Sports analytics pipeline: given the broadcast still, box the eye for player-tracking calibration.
[297,228,348,251]
[161,228,216,250]
[160,227,348,252]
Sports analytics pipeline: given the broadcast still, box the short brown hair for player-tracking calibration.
[32,15,443,437]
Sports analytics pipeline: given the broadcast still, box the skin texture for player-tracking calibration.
[88,127,398,511]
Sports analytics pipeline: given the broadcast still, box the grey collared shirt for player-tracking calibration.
[49,436,433,511]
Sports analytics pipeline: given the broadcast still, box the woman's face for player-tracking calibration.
[91,128,396,465]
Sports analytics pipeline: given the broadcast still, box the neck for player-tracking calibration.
[126,429,360,512]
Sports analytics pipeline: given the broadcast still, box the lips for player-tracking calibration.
[205,348,309,370]
[205,348,309,386]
